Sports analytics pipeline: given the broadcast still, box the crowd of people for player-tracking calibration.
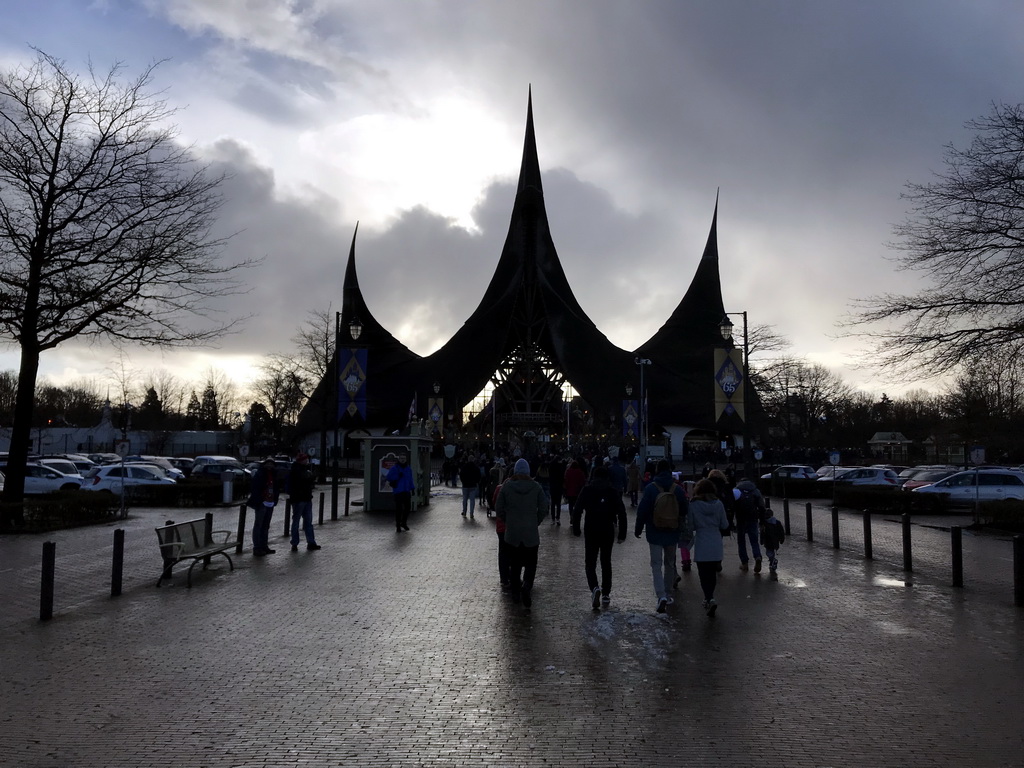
[250,450,784,617]
[437,450,785,616]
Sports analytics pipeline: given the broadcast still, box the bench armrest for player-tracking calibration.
[159,541,186,559]
[210,530,235,544]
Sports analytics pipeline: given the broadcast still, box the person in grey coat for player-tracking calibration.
[687,478,732,617]
[496,458,549,611]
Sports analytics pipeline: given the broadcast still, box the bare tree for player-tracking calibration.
[251,354,310,448]
[291,307,335,383]
[850,102,1024,377]
[0,51,250,506]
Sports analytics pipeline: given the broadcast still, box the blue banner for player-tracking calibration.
[338,348,368,422]
[622,399,639,438]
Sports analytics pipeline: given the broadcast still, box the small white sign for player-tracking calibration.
[115,441,130,457]
[238,445,250,457]
[829,451,841,466]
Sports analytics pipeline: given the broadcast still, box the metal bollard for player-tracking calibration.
[902,513,913,572]
[782,498,791,536]
[236,504,247,554]
[331,480,339,521]
[1014,535,1023,607]
[111,529,125,597]
[805,502,813,542]
[40,541,56,621]
[283,499,291,538]
[863,510,872,560]
[204,512,214,566]
[345,486,351,517]
[951,526,963,588]
[318,492,325,525]
[831,506,840,549]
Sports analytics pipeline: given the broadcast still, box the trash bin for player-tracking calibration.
[221,471,233,504]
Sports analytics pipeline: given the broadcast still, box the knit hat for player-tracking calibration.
[513,458,531,476]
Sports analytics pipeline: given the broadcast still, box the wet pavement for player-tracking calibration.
[0,487,1022,767]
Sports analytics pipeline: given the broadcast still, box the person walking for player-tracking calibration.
[496,458,548,612]
[732,477,766,572]
[562,459,587,527]
[634,459,689,613]
[547,453,567,523]
[287,453,321,551]
[248,457,280,556]
[572,464,627,609]
[688,478,732,617]
[487,458,506,517]
[385,453,414,532]
[459,454,481,519]
[626,458,641,508]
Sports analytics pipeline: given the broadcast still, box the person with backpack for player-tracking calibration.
[634,459,690,613]
[732,477,767,572]
[572,464,628,609]
[687,478,732,616]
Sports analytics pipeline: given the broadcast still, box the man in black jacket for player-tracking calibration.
[571,465,627,609]
[288,453,321,551]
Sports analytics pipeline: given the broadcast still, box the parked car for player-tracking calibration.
[190,462,249,480]
[911,469,1024,507]
[36,458,86,483]
[900,468,960,491]
[827,467,900,486]
[761,465,818,481]
[82,463,176,495]
[122,455,185,480]
[0,462,84,494]
[87,452,122,465]
[815,465,857,481]
[168,457,195,476]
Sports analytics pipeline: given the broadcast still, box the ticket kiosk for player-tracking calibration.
[362,435,432,513]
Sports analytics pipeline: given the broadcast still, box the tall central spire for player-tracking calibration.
[517,86,543,195]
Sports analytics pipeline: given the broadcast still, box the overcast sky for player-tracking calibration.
[2,0,1022,402]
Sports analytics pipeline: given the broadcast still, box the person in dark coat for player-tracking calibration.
[571,465,627,609]
[248,457,281,556]
[287,453,320,551]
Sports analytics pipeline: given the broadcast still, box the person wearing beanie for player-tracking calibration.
[496,458,549,611]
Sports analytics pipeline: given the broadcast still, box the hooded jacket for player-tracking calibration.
[496,476,548,547]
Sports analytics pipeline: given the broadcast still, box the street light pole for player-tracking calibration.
[634,357,651,470]
[720,312,752,479]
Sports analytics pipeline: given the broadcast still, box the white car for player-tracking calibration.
[83,463,176,495]
[37,457,86,483]
[911,469,1024,507]
[0,462,85,494]
[761,465,818,481]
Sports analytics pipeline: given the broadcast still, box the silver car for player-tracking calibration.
[911,469,1024,507]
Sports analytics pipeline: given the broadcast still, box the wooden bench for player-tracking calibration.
[155,517,237,588]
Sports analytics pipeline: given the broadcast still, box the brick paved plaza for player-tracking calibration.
[0,485,1021,767]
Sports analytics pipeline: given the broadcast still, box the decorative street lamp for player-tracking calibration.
[720,312,753,479]
[634,357,652,469]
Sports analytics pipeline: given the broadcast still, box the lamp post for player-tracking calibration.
[333,313,363,516]
[634,357,651,470]
[720,312,753,479]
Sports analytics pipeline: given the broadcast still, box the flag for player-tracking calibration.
[407,392,417,426]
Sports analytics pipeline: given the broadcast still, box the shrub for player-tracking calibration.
[4,492,120,533]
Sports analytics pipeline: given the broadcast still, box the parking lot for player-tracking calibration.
[0,487,1022,767]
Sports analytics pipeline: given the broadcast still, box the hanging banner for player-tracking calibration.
[338,347,368,421]
[428,397,443,424]
[714,348,745,422]
[622,399,639,438]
